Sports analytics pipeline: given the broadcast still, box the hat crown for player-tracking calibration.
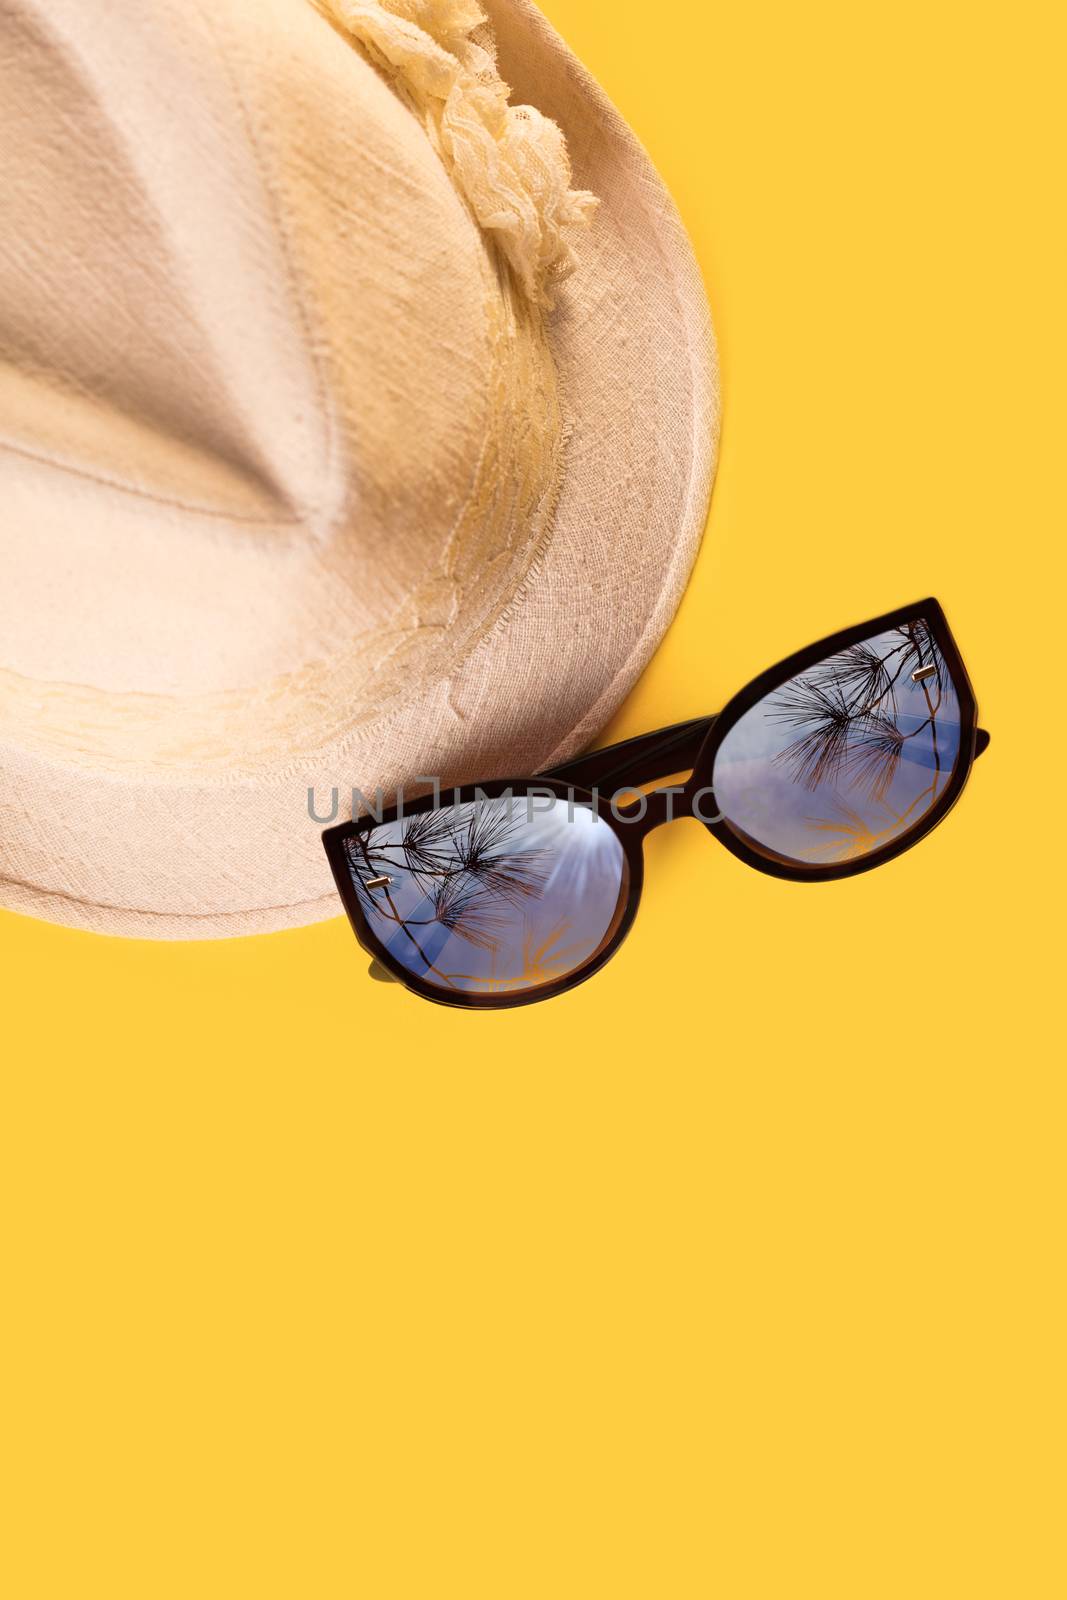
[0,0,571,757]
[0,0,717,934]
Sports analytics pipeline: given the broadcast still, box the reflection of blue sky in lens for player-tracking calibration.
[344,797,627,995]
[712,623,961,863]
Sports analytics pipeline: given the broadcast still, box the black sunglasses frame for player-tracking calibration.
[323,599,988,1009]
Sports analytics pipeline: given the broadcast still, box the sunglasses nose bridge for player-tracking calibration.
[622,783,709,839]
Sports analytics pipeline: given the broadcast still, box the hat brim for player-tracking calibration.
[0,0,718,939]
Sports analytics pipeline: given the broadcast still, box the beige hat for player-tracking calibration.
[0,0,718,938]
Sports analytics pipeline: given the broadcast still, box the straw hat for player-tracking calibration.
[0,0,718,938]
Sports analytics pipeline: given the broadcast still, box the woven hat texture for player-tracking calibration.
[0,0,719,936]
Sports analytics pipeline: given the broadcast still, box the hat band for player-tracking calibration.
[318,0,597,306]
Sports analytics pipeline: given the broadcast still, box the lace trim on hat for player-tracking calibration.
[319,0,598,307]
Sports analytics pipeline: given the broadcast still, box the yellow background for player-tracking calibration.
[2,2,1064,1593]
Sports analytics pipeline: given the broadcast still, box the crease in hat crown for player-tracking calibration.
[318,0,598,305]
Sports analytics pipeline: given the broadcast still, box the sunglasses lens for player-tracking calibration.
[343,794,628,998]
[712,619,964,865]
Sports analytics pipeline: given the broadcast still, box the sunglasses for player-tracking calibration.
[323,600,988,1009]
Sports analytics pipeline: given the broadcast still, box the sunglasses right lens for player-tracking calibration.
[712,618,965,865]
[343,793,628,999]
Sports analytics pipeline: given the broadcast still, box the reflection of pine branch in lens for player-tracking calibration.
[801,800,885,860]
[804,642,898,716]
[766,677,854,790]
[769,623,960,857]
[430,873,510,953]
[894,621,950,698]
[804,627,949,721]
[803,767,945,861]
[435,918,587,991]
[398,808,462,891]
[345,832,461,988]
[842,710,905,803]
[769,626,953,801]
[803,709,951,860]
[768,645,904,794]
[348,803,553,974]
[520,919,587,985]
[900,621,946,800]
[346,811,456,900]
[416,803,553,956]
[350,807,549,904]
[455,805,551,906]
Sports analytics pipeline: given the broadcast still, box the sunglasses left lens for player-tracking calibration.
[343,794,628,999]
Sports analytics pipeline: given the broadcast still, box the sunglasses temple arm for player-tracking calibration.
[541,715,718,793]
[975,727,991,757]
